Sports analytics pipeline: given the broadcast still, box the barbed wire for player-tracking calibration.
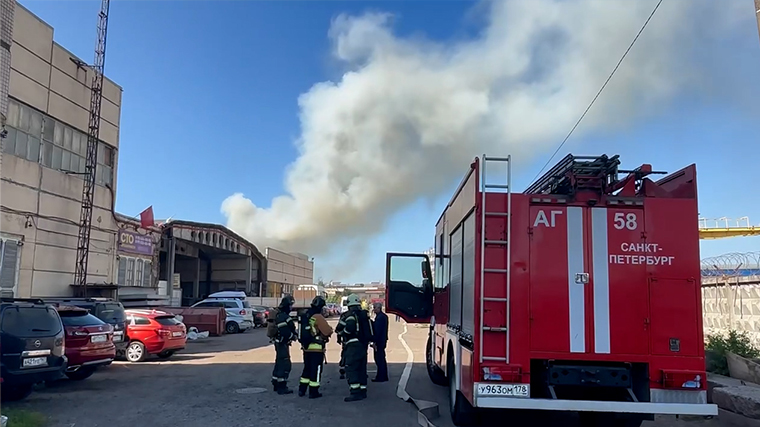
[701,251,760,277]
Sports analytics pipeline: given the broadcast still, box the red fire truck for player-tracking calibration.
[385,154,717,426]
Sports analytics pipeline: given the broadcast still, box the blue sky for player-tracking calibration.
[18,0,760,283]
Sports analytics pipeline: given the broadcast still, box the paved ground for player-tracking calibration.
[6,318,415,427]
[3,318,746,427]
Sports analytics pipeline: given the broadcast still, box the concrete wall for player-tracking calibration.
[0,5,122,297]
[703,278,760,348]
[265,247,313,287]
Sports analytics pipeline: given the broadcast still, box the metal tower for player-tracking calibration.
[73,0,111,295]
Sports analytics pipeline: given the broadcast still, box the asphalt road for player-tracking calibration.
[5,318,416,427]
[3,318,742,427]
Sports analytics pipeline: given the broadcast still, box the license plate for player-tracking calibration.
[22,357,48,368]
[91,334,107,343]
[476,383,530,397]
[172,331,183,337]
[113,332,123,343]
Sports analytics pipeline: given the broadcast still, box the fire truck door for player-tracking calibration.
[528,206,576,353]
[385,252,433,323]
[529,206,649,355]
[591,207,650,355]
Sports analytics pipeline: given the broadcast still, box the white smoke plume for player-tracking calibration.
[222,0,746,256]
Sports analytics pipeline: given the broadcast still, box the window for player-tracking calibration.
[133,316,151,325]
[59,311,105,327]
[1,307,63,337]
[4,99,114,186]
[0,238,20,298]
[155,316,181,326]
[117,256,153,287]
[195,301,222,308]
[223,301,239,309]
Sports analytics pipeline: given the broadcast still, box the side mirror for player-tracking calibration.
[421,259,431,279]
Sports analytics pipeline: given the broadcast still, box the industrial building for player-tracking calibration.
[264,247,314,297]
[0,3,123,298]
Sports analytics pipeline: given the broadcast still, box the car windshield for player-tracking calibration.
[59,311,105,327]
[96,303,126,324]
[155,316,181,326]
[1,306,63,337]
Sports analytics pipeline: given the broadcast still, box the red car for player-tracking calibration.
[123,310,186,362]
[57,306,116,381]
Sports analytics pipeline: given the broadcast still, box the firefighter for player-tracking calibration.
[335,294,373,402]
[337,309,351,379]
[267,295,297,395]
[298,296,333,399]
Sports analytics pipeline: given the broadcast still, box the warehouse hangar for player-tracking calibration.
[119,219,268,307]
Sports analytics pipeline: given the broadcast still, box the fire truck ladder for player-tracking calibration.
[479,154,512,364]
[525,154,622,196]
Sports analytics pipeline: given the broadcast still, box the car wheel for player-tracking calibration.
[157,350,176,359]
[1,383,34,402]
[65,367,96,381]
[126,341,147,362]
[226,321,240,334]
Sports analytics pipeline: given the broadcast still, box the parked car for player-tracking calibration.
[123,310,186,362]
[191,291,254,334]
[250,306,269,328]
[56,305,115,381]
[0,298,67,401]
[42,298,129,357]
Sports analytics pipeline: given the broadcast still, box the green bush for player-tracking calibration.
[706,330,760,375]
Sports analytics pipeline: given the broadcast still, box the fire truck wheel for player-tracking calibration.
[426,335,447,386]
[448,355,476,426]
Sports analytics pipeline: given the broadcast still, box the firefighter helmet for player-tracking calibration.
[311,295,326,310]
[346,294,361,307]
[279,294,295,309]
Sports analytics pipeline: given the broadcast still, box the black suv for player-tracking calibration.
[43,298,128,356]
[0,298,67,401]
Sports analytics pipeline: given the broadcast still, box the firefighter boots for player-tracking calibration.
[298,383,308,397]
[276,382,294,395]
[309,386,323,399]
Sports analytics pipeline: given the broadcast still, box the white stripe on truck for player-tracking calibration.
[591,208,611,354]
[566,206,585,353]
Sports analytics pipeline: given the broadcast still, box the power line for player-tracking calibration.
[531,0,664,182]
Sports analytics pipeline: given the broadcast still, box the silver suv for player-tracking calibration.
[191,293,254,334]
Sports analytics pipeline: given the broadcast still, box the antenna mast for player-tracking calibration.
[74,0,111,296]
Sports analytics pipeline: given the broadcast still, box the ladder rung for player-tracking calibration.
[484,268,508,274]
[483,326,508,332]
[484,240,508,245]
[484,156,511,162]
[484,297,508,302]
[483,356,507,361]
[484,184,510,189]
[485,212,509,217]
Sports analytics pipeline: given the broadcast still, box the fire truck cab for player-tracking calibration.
[385,154,718,426]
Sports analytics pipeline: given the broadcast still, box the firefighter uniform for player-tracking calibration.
[336,295,373,402]
[337,311,351,379]
[270,296,297,395]
[298,296,333,399]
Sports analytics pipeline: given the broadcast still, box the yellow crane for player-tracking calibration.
[698,217,760,240]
